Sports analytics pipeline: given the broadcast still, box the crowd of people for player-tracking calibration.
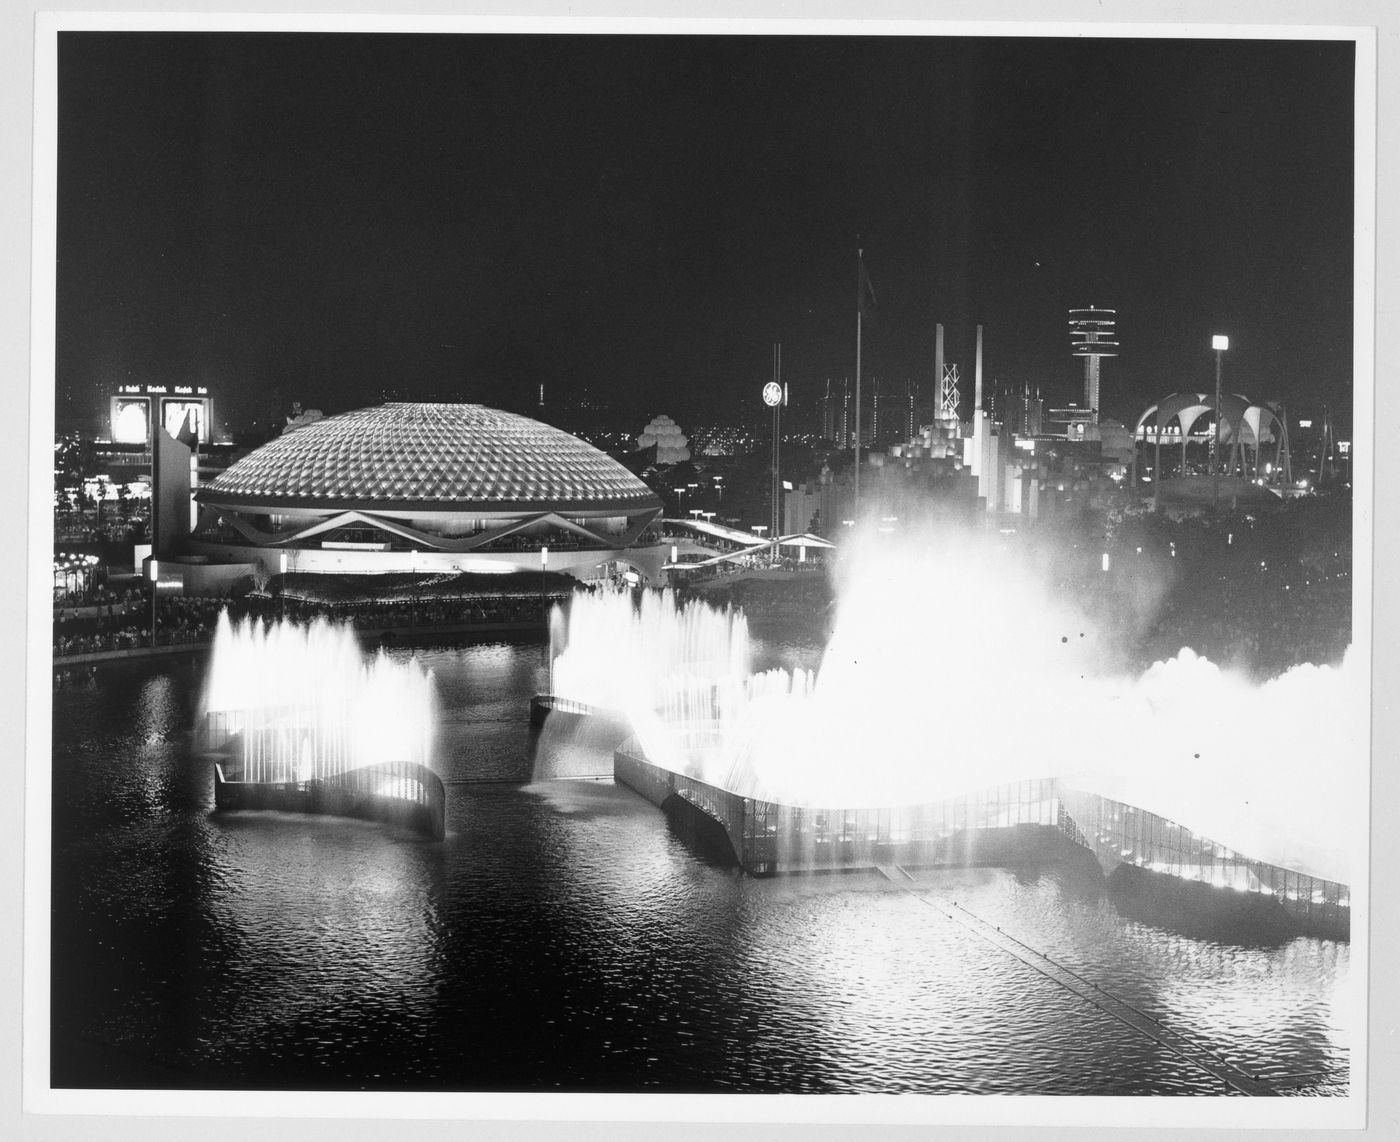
[1136,564,1350,679]
[53,510,148,547]
[1085,495,1354,679]
[52,588,565,658]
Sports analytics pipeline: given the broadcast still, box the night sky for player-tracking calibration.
[54,31,1356,439]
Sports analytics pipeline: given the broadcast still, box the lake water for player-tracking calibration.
[48,634,1351,1095]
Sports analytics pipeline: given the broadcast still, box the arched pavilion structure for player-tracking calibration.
[1132,392,1292,508]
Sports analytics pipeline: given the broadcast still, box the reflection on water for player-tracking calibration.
[49,637,1351,1094]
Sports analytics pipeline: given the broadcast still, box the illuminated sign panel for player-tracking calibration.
[116,383,210,396]
[111,383,215,445]
[112,397,151,444]
[162,399,205,442]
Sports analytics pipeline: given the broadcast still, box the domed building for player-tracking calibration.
[190,403,665,581]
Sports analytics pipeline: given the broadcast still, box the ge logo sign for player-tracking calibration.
[762,382,783,407]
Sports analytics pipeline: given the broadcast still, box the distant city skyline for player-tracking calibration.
[55,31,1356,439]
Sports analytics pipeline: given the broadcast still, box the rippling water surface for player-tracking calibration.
[49,636,1352,1095]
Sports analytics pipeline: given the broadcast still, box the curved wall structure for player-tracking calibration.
[612,736,1348,940]
[213,759,446,840]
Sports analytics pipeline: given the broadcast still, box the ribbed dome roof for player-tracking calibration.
[199,403,661,512]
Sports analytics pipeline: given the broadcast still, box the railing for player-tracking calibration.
[612,740,1349,937]
[533,695,606,717]
[1055,786,1349,935]
[739,778,1062,875]
[614,739,1064,876]
[213,759,446,840]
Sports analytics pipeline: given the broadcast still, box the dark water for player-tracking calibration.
[49,636,1352,1095]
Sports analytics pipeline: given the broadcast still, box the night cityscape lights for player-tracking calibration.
[43,28,1363,1108]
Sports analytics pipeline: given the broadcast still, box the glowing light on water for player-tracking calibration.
[548,524,1363,886]
[203,612,437,783]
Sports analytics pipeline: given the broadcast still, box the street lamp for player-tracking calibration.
[764,366,783,550]
[147,558,158,647]
[279,551,288,622]
[751,524,768,562]
[1211,334,1229,477]
[540,545,549,621]
[673,486,687,516]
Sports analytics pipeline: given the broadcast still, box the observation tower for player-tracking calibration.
[1068,307,1118,426]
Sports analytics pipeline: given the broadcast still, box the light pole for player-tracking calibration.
[279,551,288,623]
[1212,334,1229,479]
[148,558,158,647]
[540,545,549,622]
[673,486,686,517]
[764,368,783,563]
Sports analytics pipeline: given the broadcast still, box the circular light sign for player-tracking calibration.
[762,382,783,407]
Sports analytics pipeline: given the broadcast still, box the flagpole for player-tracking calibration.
[854,248,862,518]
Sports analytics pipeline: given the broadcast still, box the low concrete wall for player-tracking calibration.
[155,559,258,596]
[54,642,210,667]
[187,539,669,585]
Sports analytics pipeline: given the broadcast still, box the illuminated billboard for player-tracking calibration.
[111,397,151,444]
[163,400,205,442]
[108,384,216,445]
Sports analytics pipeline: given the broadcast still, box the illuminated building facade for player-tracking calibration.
[1046,405,1096,441]
[190,402,666,581]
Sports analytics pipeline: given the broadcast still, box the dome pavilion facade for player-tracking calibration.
[190,403,665,582]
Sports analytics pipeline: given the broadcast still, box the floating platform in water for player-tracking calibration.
[213,759,446,840]
[612,737,1349,941]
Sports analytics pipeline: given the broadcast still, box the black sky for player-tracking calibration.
[54,32,1356,437]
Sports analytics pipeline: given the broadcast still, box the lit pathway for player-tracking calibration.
[874,863,1276,1096]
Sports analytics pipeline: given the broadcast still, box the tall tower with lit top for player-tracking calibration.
[1068,307,1118,426]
